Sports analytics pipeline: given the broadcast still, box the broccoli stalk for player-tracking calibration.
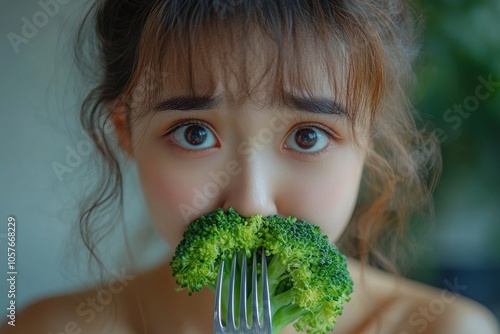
[170,208,353,334]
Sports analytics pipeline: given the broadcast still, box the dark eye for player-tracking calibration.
[171,123,217,150]
[284,126,331,153]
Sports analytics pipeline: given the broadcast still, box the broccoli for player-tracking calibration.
[170,207,353,334]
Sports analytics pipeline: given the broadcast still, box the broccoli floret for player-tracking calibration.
[170,207,353,334]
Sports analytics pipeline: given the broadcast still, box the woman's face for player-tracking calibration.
[116,44,369,252]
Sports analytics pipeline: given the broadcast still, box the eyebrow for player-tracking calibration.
[283,94,348,117]
[154,94,348,117]
[154,95,222,111]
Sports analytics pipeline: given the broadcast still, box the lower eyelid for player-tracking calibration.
[286,142,335,160]
[164,137,220,156]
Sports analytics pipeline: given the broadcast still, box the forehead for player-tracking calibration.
[132,22,349,110]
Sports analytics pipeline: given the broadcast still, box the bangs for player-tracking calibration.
[123,1,384,132]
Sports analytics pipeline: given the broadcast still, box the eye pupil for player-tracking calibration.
[184,125,207,146]
[295,128,317,149]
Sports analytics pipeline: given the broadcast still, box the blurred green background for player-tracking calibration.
[407,0,500,319]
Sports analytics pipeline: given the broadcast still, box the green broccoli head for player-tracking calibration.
[170,207,353,334]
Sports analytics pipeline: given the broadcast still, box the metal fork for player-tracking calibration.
[214,249,272,333]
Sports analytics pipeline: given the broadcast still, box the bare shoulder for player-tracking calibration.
[0,285,137,334]
[396,273,499,333]
[343,259,500,334]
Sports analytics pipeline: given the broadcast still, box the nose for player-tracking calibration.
[221,156,278,218]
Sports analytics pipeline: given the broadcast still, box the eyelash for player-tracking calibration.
[162,119,340,157]
[284,123,339,159]
[162,119,219,154]
[163,119,207,137]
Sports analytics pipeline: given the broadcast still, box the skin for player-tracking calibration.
[2,38,499,334]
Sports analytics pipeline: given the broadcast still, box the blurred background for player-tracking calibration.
[1,0,499,328]
[405,0,500,320]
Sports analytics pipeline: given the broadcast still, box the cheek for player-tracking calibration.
[282,152,364,242]
[140,162,194,215]
[135,152,205,248]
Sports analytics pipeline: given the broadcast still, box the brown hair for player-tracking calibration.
[75,0,440,275]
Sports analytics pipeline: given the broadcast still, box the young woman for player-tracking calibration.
[3,0,499,333]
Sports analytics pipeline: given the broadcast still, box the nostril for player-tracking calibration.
[221,204,277,219]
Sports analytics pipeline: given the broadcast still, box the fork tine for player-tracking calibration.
[251,251,260,328]
[226,255,238,331]
[240,254,248,330]
[261,250,273,331]
[213,259,224,333]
